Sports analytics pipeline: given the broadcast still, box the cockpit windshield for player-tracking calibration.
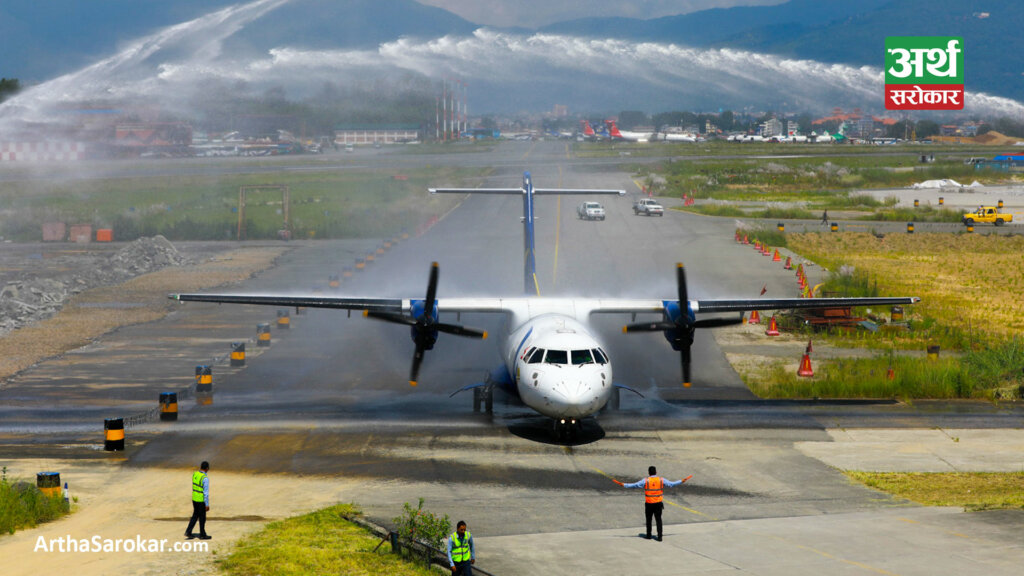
[526,348,544,363]
[544,349,568,365]
[571,349,594,365]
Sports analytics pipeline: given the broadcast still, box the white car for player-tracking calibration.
[577,201,606,221]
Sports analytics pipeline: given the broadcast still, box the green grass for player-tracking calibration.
[846,471,1024,511]
[219,504,438,576]
[0,166,484,241]
[746,338,1024,400]
[0,470,71,535]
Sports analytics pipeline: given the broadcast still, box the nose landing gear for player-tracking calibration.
[553,417,581,441]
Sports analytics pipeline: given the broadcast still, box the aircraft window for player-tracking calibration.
[593,348,608,364]
[526,348,545,364]
[571,349,594,365]
[545,350,568,365]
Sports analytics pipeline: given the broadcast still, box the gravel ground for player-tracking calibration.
[0,239,288,386]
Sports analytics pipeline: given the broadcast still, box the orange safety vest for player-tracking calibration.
[644,476,663,503]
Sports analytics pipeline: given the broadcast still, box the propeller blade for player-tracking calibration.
[693,314,745,329]
[436,323,488,339]
[364,310,417,326]
[676,263,688,310]
[622,321,675,333]
[681,345,692,387]
[409,341,426,386]
[424,261,439,314]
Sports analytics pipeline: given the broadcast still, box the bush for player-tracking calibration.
[392,498,451,567]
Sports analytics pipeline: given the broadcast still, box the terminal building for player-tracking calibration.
[333,124,421,145]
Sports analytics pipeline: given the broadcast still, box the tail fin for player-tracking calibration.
[430,173,625,296]
[605,120,624,139]
[581,120,595,137]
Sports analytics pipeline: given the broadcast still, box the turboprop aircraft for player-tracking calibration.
[170,172,919,438]
[605,120,654,142]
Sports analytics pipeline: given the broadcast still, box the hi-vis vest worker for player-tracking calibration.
[447,519,475,574]
[192,470,207,503]
[644,476,663,503]
[450,529,472,562]
[613,466,692,542]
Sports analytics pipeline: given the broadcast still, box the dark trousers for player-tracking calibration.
[645,501,664,538]
[453,560,473,576]
[186,501,207,536]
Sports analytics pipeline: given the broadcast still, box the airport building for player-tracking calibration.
[333,123,421,145]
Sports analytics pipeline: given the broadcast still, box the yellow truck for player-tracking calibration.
[962,206,1013,226]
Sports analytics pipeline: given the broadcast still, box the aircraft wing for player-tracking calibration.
[692,296,920,313]
[584,296,919,316]
[168,293,516,316]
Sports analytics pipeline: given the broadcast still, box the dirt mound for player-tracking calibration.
[0,236,192,336]
[973,131,1021,146]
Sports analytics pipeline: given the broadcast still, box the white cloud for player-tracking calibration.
[415,0,786,28]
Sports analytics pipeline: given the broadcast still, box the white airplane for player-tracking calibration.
[657,131,698,143]
[605,120,654,143]
[170,172,919,439]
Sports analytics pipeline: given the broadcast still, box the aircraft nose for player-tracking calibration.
[547,376,607,418]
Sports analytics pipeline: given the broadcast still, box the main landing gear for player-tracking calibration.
[472,386,493,414]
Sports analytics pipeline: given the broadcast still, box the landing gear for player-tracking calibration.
[609,387,620,411]
[472,386,494,414]
[553,418,581,441]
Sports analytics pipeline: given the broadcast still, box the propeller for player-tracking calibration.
[364,262,486,386]
[623,263,742,387]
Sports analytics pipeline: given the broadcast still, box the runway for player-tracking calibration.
[2,140,1022,575]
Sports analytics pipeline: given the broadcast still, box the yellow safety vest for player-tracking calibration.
[192,470,207,503]
[644,476,663,504]
[450,531,472,563]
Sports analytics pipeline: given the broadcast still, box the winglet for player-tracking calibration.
[409,380,418,387]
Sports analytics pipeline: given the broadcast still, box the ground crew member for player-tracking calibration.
[185,461,211,540]
[446,520,475,575]
[614,466,690,542]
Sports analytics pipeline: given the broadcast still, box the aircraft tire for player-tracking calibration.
[472,387,482,413]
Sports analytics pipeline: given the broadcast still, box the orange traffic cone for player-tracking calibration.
[806,340,813,354]
[748,310,761,324]
[772,249,781,262]
[797,353,814,377]
[765,315,780,336]
[743,235,749,245]
[886,366,895,380]
[783,256,792,270]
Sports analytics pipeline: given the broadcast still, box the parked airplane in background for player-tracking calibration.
[170,172,918,440]
[605,120,654,142]
[657,131,698,143]
[580,120,598,140]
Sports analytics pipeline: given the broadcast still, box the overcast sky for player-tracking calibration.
[415,0,786,28]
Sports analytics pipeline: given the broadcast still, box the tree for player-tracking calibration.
[915,120,940,139]
[0,78,20,103]
[618,110,650,130]
[718,110,735,132]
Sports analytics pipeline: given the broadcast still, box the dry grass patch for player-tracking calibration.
[788,233,1024,340]
[846,471,1024,511]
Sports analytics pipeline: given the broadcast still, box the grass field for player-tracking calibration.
[0,165,484,242]
[846,471,1024,511]
[0,469,71,535]
[219,504,437,576]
